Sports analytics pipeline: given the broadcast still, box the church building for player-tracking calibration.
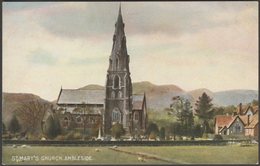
[56,5,147,136]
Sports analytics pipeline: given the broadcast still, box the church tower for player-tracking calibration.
[104,5,133,134]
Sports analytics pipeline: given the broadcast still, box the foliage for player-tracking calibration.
[159,127,165,140]
[195,92,214,134]
[148,109,177,128]
[111,122,125,139]
[43,113,61,139]
[145,122,159,136]
[15,100,50,134]
[213,134,223,141]
[8,115,21,134]
[170,96,194,136]
[251,99,258,106]
[149,132,157,140]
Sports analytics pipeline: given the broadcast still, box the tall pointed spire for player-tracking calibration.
[116,3,124,30]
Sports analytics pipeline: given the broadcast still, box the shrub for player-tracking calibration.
[213,134,223,141]
[111,122,125,139]
[149,132,157,140]
[8,115,21,134]
[44,114,61,139]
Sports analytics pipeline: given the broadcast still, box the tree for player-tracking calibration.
[111,122,125,139]
[145,123,159,136]
[252,99,258,106]
[44,113,61,139]
[15,100,50,134]
[170,96,194,136]
[8,115,21,134]
[195,92,214,134]
[159,127,165,140]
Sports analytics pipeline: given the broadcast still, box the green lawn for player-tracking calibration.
[2,145,258,165]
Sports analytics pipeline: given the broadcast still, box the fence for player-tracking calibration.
[2,140,249,146]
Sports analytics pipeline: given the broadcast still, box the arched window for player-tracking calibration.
[114,75,120,88]
[111,91,115,98]
[117,91,122,98]
[63,117,69,128]
[112,108,121,122]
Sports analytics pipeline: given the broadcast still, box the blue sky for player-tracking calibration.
[3,2,258,101]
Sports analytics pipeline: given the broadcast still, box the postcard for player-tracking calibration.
[2,1,258,165]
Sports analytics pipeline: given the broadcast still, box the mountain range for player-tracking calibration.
[2,81,258,122]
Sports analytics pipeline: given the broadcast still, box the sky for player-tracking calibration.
[3,2,258,101]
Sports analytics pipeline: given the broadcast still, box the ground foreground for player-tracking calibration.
[2,144,258,165]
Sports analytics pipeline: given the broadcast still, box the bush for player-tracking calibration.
[146,123,159,136]
[149,132,157,140]
[8,115,21,134]
[213,134,223,141]
[111,122,125,139]
[44,114,61,139]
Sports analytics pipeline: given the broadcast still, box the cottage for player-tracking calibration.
[215,103,258,138]
[215,115,245,136]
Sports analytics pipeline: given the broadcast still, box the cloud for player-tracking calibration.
[2,2,258,101]
[28,48,58,65]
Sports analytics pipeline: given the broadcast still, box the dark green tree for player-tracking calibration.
[145,123,159,136]
[170,96,194,136]
[195,92,214,134]
[44,113,61,139]
[8,115,21,134]
[159,127,165,140]
[111,122,125,139]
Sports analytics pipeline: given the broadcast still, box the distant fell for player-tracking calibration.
[2,92,50,125]
[188,88,214,102]
[78,84,105,90]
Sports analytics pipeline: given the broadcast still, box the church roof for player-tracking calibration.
[57,89,105,105]
[132,94,145,110]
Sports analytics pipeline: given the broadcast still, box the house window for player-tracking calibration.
[224,130,227,135]
[134,112,139,120]
[235,123,241,133]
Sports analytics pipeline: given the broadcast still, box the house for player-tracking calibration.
[215,115,245,136]
[131,94,148,134]
[214,103,258,138]
[244,113,258,138]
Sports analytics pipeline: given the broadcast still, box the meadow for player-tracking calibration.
[2,144,258,165]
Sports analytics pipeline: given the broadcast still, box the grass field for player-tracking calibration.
[2,144,258,165]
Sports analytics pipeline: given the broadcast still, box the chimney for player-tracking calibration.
[233,112,237,116]
[238,103,242,115]
[247,115,250,126]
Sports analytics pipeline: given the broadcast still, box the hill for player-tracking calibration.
[213,90,258,106]
[2,93,50,125]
